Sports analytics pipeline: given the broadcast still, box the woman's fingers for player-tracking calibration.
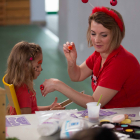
[41,78,59,97]
[66,41,70,46]
[41,86,46,97]
[63,42,75,52]
[63,44,69,53]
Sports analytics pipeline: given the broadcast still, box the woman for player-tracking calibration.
[41,7,140,109]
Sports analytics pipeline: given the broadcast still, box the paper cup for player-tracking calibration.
[86,102,101,123]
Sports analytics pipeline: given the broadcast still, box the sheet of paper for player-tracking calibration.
[77,109,117,117]
[6,116,31,127]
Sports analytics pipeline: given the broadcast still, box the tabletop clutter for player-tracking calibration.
[35,105,140,140]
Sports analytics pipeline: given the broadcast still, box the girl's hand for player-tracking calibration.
[41,78,59,97]
[50,97,65,110]
[63,42,77,64]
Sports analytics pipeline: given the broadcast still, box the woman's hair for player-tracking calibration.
[5,41,42,91]
[87,7,125,51]
[64,127,119,140]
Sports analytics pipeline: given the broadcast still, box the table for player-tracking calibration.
[6,107,140,140]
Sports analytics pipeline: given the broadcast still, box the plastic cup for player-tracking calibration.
[86,102,101,123]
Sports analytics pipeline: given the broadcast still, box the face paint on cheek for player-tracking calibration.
[34,66,40,72]
[38,60,42,64]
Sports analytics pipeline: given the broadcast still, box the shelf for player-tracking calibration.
[6,18,30,25]
[0,0,30,25]
[6,1,30,9]
[6,9,30,18]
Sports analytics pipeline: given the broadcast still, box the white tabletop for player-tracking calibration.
[6,107,140,140]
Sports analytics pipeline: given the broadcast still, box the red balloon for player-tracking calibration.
[81,0,88,3]
[110,0,117,6]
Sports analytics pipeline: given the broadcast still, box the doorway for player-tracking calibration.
[45,0,59,37]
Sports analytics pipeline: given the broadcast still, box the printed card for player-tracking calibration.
[6,116,31,127]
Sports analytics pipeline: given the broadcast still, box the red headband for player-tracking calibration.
[91,7,123,32]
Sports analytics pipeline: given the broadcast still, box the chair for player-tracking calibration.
[2,74,21,115]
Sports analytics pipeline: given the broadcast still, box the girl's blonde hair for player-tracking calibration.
[5,41,42,91]
[87,7,125,51]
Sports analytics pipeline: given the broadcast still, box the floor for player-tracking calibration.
[45,14,58,37]
[0,14,92,111]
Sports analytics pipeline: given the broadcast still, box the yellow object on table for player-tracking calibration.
[120,119,131,124]
[100,120,110,123]
[85,116,88,118]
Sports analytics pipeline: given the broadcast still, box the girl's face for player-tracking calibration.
[90,20,112,56]
[32,53,43,79]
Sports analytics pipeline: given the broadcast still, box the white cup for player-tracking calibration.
[86,102,101,123]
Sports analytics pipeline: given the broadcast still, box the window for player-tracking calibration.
[45,0,59,13]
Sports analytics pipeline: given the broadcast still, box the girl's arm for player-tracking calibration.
[41,79,118,108]
[20,108,31,114]
[38,106,50,111]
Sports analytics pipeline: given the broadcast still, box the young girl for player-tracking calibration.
[5,41,64,115]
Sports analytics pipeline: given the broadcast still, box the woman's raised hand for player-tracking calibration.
[63,42,77,64]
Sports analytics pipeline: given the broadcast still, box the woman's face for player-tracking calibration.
[90,20,112,56]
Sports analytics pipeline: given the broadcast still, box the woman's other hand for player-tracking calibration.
[63,42,77,65]
[41,78,59,97]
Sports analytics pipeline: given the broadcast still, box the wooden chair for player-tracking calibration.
[2,74,21,115]
[0,87,6,140]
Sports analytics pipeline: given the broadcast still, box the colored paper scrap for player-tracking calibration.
[6,116,31,127]
[77,109,117,117]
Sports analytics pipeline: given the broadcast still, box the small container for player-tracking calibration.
[102,123,115,129]
[86,102,101,123]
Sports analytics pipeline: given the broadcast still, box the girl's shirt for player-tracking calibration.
[10,84,39,115]
[86,45,140,109]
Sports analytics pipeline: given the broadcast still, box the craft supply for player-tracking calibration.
[77,109,117,118]
[97,94,102,106]
[60,119,88,139]
[68,45,73,50]
[102,123,115,129]
[115,132,130,139]
[6,116,30,127]
[99,110,117,116]
[60,91,84,107]
[131,120,140,122]
[37,121,59,136]
[99,121,140,139]
[128,114,136,117]
[120,119,131,124]
[112,114,125,123]
[40,84,44,90]
[60,99,73,107]
[86,102,101,123]
[125,114,129,119]
[100,120,110,123]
